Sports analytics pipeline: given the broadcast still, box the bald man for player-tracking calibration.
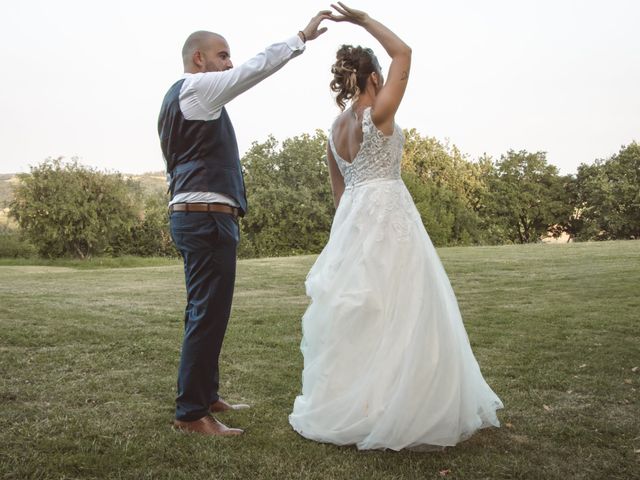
[158,11,331,436]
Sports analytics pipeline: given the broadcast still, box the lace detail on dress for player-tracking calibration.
[344,181,417,244]
[329,107,404,188]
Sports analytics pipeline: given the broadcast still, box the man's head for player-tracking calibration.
[182,31,233,73]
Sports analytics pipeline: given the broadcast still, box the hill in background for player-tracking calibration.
[0,174,17,207]
[129,171,167,197]
[0,171,168,208]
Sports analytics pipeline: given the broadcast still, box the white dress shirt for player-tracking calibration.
[169,35,306,207]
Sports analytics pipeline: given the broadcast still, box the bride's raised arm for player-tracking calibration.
[329,3,411,131]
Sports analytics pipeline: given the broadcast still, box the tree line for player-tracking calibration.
[2,132,639,259]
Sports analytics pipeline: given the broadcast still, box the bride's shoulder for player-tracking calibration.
[366,106,395,137]
[330,111,352,140]
[331,110,351,128]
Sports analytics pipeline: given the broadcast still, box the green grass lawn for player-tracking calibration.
[1,241,639,479]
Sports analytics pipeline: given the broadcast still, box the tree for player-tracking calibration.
[484,150,573,243]
[401,130,488,245]
[0,224,36,258]
[10,158,139,258]
[574,142,640,240]
[239,131,334,257]
[116,190,178,257]
[402,171,462,246]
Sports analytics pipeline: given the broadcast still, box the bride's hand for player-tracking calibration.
[329,2,370,26]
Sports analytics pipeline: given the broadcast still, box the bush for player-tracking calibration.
[0,225,37,258]
[239,132,334,258]
[10,158,140,258]
[127,191,178,257]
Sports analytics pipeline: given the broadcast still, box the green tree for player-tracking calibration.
[402,171,458,246]
[0,224,37,258]
[10,158,139,258]
[484,150,573,243]
[574,142,640,240]
[401,130,487,245]
[240,131,334,257]
[127,191,179,257]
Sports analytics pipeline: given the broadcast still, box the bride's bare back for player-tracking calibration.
[331,106,397,165]
[331,109,365,164]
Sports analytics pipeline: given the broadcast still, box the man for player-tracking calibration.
[158,11,331,436]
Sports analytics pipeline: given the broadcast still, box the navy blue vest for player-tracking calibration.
[158,79,247,215]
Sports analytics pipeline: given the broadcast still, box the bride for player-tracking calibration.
[289,3,503,451]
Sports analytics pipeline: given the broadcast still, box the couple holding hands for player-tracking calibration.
[158,3,502,451]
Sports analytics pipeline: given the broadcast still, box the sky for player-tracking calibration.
[1,0,638,175]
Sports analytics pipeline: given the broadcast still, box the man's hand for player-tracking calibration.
[328,2,370,26]
[299,10,332,42]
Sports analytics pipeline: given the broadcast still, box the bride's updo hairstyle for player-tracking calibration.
[330,45,381,110]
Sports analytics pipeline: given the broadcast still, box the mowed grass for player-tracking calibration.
[1,241,638,479]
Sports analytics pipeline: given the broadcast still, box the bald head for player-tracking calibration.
[182,31,232,73]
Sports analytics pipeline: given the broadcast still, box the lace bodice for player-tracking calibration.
[329,107,404,188]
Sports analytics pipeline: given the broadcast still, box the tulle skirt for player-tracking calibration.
[289,178,503,451]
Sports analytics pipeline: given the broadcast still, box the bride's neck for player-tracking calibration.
[351,97,374,116]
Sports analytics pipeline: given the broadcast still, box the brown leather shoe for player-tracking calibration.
[210,398,251,413]
[173,415,243,436]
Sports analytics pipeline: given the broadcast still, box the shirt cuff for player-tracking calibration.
[286,34,306,53]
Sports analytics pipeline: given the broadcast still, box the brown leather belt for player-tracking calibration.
[169,203,239,218]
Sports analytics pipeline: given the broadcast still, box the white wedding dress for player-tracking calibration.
[288,108,503,451]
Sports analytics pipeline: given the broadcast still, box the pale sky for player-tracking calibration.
[1,0,638,175]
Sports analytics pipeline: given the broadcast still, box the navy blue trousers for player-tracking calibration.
[170,211,239,421]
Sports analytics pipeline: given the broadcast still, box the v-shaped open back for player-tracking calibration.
[329,110,365,166]
[329,133,360,166]
[328,107,405,188]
